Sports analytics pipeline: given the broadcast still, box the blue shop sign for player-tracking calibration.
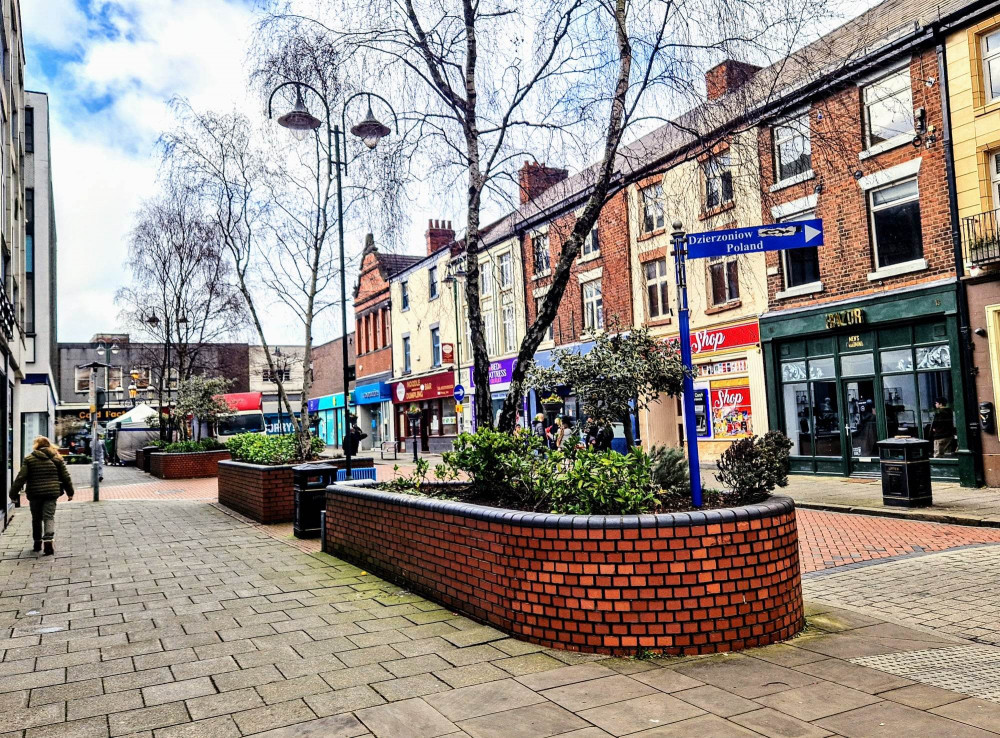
[310,393,346,412]
[352,382,391,405]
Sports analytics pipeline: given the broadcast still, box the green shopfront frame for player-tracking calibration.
[761,282,976,486]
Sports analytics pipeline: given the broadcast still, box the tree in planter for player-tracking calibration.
[174,376,236,440]
[524,325,686,448]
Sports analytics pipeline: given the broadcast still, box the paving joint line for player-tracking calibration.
[795,500,1000,529]
[802,541,1000,578]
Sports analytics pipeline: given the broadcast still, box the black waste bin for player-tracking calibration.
[141,446,159,473]
[878,437,932,508]
[293,464,336,538]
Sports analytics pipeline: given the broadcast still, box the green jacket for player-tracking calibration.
[10,448,74,500]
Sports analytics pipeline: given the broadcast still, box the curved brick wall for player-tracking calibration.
[149,450,231,480]
[325,484,803,655]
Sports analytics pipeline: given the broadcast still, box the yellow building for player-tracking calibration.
[628,128,769,459]
[948,14,1000,485]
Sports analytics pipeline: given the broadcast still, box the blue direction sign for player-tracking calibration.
[453,384,466,402]
[687,218,823,260]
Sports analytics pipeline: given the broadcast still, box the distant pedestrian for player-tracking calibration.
[931,398,957,457]
[531,414,549,446]
[93,431,105,482]
[8,437,75,556]
[344,416,368,456]
[595,422,614,452]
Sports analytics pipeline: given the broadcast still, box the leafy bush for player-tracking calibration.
[442,428,554,510]
[160,438,226,454]
[649,445,689,497]
[550,447,657,515]
[225,433,325,465]
[715,431,793,505]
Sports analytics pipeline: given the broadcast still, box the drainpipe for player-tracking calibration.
[938,34,985,486]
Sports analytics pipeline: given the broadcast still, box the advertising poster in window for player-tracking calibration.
[694,388,711,438]
[710,379,752,438]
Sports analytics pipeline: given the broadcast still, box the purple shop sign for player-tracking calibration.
[470,357,517,387]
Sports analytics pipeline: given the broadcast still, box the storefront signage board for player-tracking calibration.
[391,372,455,403]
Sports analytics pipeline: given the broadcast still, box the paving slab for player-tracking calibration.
[355,697,457,738]
[458,702,589,738]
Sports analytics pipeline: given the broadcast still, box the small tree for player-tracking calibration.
[174,377,235,440]
[525,325,686,447]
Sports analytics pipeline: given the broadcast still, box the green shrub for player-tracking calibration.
[550,447,657,515]
[715,431,793,505]
[225,433,325,465]
[160,438,226,454]
[442,428,553,510]
[649,445,689,497]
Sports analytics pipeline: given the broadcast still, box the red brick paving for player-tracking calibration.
[65,477,1000,574]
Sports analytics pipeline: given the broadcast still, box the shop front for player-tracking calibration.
[761,282,975,486]
[391,371,458,453]
[308,393,346,448]
[639,319,767,459]
[467,357,528,430]
[352,380,393,451]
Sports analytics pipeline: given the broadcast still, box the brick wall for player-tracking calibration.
[761,51,955,309]
[219,458,377,523]
[311,335,356,399]
[326,486,803,655]
[523,190,633,344]
[149,450,231,480]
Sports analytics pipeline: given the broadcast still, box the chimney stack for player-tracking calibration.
[705,59,762,101]
[426,219,455,256]
[518,161,569,205]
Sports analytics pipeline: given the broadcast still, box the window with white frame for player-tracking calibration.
[532,232,550,273]
[703,153,733,210]
[780,210,821,289]
[402,335,411,373]
[484,311,497,354]
[582,226,600,257]
[645,258,670,319]
[984,30,1000,103]
[498,252,513,289]
[582,279,603,332]
[772,116,812,182]
[535,296,554,341]
[431,326,441,366]
[640,184,664,233]
[400,280,410,310]
[480,263,492,296]
[862,68,913,149]
[428,266,438,299]
[502,302,516,353]
[708,257,740,306]
[75,366,90,394]
[869,178,922,269]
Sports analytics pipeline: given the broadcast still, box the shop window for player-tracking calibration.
[840,352,875,376]
[532,232,550,273]
[498,253,513,289]
[870,178,922,269]
[780,209,820,289]
[429,266,438,299]
[703,153,733,210]
[535,296,553,341]
[640,183,664,233]
[708,257,739,306]
[983,29,1000,103]
[781,360,841,459]
[582,279,603,332]
[402,335,411,373]
[400,281,409,310]
[920,371,957,458]
[883,374,918,438]
[645,258,670,319]
[862,68,913,149]
[772,115,811,183]
[431,327,441,367]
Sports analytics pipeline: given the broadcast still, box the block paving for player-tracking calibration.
[1,498,1000,735]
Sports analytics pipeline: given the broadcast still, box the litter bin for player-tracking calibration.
[878,437,932,508]
[141,446,159,474]
[293,464,335,538]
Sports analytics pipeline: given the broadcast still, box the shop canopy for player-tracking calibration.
[107,403,158,429]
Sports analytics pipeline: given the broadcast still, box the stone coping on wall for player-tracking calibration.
[325,480,803,655]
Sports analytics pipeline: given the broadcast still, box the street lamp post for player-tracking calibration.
[272,347,286,436]
[268,82,397,481]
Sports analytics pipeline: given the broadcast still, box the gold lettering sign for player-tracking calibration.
[847,335,864,348]
[825,308,865,329]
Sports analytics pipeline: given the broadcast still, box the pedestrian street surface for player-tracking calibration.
[4,500,1000,736]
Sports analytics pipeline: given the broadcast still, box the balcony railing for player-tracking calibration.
[962,208,1000,267]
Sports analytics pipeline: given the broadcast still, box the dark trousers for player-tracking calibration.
[29,497,57,542]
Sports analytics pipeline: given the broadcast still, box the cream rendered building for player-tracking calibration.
[628,129,769,459]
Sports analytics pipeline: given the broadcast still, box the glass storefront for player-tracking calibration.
[775,320,959,479]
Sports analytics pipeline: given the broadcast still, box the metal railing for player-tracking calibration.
[962,208,1000,267]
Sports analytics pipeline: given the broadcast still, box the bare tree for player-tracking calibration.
[261,0,841,432]
[116,180,246,440]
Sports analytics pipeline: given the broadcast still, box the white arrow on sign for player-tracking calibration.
[805,224,821,243]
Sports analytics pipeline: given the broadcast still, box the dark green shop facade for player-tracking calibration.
[761,281,976,487]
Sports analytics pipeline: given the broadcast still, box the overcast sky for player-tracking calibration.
[24,0,877,345]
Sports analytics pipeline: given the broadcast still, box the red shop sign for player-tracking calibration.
[391,372,455,403]
[675,321,760,355]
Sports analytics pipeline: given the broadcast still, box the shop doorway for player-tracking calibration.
[844,378,879,475]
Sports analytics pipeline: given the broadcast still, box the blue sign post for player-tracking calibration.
[453,385,465,403]
[672,217,825,508]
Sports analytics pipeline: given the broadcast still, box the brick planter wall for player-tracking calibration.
[149,450,231,480]
[219,458,375,524]
[134,447,144,470]
[326,484,803,656]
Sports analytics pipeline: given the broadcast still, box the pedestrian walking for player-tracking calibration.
[344,415,368,456]
[8,437,75,556]
[93,430,105,482]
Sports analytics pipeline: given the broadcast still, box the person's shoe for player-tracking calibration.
[32,540,41,552]
[43,542,54,556]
